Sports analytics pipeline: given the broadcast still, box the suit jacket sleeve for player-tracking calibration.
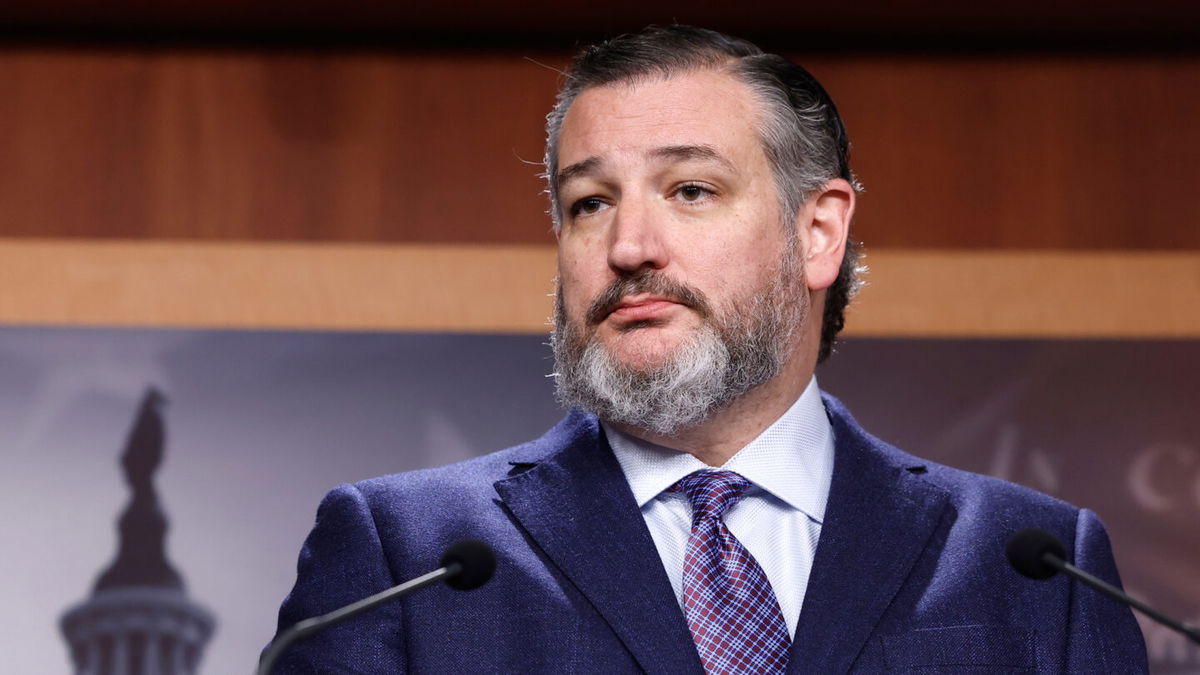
[1065,508,1149,673]
[271,484,407,674]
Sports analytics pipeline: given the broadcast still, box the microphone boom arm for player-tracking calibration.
[1043,552,1200,646]
[257,563,461,675]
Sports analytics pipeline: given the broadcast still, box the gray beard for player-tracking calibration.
[551,249,807,437]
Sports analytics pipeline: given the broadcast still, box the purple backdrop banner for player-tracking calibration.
[0,327,1195,673]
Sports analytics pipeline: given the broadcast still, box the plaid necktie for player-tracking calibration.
[673,470,791,674]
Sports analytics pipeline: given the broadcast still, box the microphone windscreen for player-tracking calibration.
[1007,528,1067,580]
[440,540,496,591]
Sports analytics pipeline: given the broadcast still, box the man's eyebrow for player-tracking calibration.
[649,144,738,173]
[556,157,602,190]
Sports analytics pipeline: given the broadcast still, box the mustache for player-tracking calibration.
[585,270,712,325]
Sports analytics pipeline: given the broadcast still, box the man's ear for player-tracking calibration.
[797,178,855,292]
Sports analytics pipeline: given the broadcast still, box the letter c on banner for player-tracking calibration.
[1129,443,1198,513]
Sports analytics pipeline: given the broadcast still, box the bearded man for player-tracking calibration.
[271,26,1147,674]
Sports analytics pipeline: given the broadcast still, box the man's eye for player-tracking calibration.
[676,184,712,203]
[571,197,609,217]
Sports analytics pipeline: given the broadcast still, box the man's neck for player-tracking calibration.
[610,359,817,467]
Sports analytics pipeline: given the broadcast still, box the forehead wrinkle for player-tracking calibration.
[558,143,739,193]
[648,144,739,175]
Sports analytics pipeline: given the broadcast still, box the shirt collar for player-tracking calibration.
[606,376,834,524]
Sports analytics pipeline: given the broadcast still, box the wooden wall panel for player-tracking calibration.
[0,50,562,244]
[817,57,1200,250]
[1,49,1197,249]
[1,240,1196,337]
[0,240,560,332]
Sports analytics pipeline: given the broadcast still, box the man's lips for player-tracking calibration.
[604,296,683,323]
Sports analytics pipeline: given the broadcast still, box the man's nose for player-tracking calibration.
[606,198,669,273]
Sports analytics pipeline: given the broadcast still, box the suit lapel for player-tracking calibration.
[494,413,704,675]
[787,396,951,674]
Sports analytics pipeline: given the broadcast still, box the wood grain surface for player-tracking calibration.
[2,240,1195,336]
[2,49,1197,250]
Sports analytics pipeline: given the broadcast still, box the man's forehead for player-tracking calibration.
[557,144,740,189]
[555,70,764,174]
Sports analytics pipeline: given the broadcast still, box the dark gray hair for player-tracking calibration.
[543,25,864,363]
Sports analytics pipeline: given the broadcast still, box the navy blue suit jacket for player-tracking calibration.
[273,394,1148,673]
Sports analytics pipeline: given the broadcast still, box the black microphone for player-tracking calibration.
[1006,528,1200,645]
[257,540,496,675]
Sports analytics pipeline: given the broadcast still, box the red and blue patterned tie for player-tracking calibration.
[673,470,791,674]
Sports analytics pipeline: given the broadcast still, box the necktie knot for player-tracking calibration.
[672,470,751,523]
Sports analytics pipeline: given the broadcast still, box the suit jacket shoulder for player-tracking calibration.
[807,392,1148,673]
[273,410,703,674]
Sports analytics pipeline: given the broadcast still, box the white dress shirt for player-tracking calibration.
[605,376,835,638]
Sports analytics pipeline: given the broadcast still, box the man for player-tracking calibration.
[272,26,1147,673]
